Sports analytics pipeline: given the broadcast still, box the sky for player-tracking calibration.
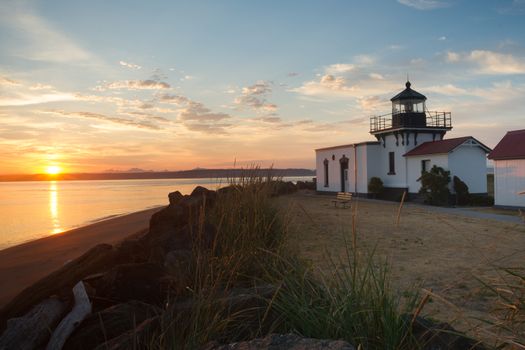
[1,0,524,174]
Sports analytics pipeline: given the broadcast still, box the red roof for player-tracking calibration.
[488,129,525,160]
[404,136,490,157]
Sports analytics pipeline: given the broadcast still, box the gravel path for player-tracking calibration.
[357,197,524,224]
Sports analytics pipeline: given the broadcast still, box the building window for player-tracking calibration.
[388,152,395,175]
[421,159,430,173]
[323,159,329,187]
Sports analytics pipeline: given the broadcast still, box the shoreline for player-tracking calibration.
[0,206,162,308]
[0,205,164,252]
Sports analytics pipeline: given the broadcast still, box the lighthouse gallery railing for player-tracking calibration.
[369,111,451,133]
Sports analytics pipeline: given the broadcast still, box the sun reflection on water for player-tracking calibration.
[49,181,63,234]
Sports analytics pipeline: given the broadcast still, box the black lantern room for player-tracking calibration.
[390,81,427,128]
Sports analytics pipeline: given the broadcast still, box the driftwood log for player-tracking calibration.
[0,297,66,350]
[0,244,116,331]
[46,282,91,350]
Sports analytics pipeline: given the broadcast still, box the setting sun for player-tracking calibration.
[45,165,61,175]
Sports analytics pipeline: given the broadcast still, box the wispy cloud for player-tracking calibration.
[0,77,76,106]
[234,81,277,112]
[325,64,355,74]
[0,3,96,64]
[446,50,525,74]
[43,110,163,131]
[119,61,142,70]
[398,0,449,10]
[94,80,171,91]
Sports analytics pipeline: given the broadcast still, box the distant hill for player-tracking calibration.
[0,168,316,182]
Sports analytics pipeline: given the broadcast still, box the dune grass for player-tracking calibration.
[146,175,421,349]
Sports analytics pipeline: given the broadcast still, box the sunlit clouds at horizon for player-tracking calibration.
[1,0,525,174]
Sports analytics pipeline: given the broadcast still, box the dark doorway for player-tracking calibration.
[340,155,349,192]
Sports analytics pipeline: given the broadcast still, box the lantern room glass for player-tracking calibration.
[392,100,425,114]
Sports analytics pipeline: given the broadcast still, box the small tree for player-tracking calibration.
[419,165,451,206]
[368,177,384,198]
[453,175,470,205]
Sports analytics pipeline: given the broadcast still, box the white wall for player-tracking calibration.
[406,154,449,193]
[449,145,488,194]
[377,132,435,189]
[315,146,354,193]
[494,159,525,207]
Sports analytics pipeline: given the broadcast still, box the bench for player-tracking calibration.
[332,192,352,208]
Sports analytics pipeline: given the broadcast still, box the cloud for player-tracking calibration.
[256,116,282,123]
[185,123,232,134]
[446,50,525,74]
[119,61,142,70]
[156,93,233,133]
[287,72,299,77]
[234,81,277,112]
[179,101,231,122]
[0,3,95,64]
[438,36,447,41]
[95,80,171,91]
[0,77,21,87]
[424,84,468,95]
[43,110,163,131]
[325,64,355,74]
[157,94,190,106]
[292,74,355,97]
[398,0,449,10]
[358,96,388,111]
[0,77,76,106]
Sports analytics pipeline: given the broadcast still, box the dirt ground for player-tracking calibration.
[276,191,525,344]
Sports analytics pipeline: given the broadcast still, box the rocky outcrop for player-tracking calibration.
[63,301,160,350]
[204,333,355,350]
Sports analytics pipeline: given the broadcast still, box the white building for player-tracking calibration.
[315,81,491,197]
[488,129,525,208]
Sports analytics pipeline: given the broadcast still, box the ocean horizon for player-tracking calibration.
[0,176,312,250]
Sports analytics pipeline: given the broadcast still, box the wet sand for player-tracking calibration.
[0,207,162,307]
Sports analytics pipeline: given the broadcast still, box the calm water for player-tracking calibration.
[0,177,311,250]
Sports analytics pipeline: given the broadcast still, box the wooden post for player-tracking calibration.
[396,191,407,227]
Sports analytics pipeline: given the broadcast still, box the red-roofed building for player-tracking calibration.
[404,137,491,194]
[315,81,491,196]
[488,129,525,208]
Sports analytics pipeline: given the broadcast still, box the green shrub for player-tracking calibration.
[453,176,470,205]
[419,165,451,206]
[469,194,494,206]
[368,177,384,197]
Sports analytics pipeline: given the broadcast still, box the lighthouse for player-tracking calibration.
[315,80,490,197]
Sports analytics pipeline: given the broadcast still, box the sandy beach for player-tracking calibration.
[0,207,162,307]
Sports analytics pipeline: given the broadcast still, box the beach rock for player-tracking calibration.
[0,244,117,330]
[63,301,160,350]
[148,204,188,237]
[410,315,486,349]
[191,186,217,204]
[204,333,355,349]
[217,185,240,196]
[0,297,67,350]
[168,190,184,205]
[115,238,148,264]
[95,263,165,305]
[93,316,160,350]
[164,249,192,273]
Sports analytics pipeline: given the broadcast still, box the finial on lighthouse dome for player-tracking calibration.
[406,80,411,89]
